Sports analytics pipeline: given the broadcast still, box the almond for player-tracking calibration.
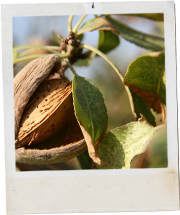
[14,54,87,164]
[16,78,73,148]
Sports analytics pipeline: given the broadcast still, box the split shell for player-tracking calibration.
[16,78,73,148]
[16,112,87,164]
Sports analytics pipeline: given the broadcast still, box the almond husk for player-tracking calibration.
[16,112,87,164]
[15,54,88,164]
[15,54,108,165]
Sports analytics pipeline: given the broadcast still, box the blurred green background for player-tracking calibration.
[13,14,167,171]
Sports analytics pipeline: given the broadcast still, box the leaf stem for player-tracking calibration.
[17,47,60,58]
[13,54,49,65]
[80,44,124,81]
[14,45,59,51]
[73,15,87,34]
[68,15,74,32]
[18,48,40,57]
[13,45,71,65]
[64,58,77,75]
[14,45,70,58]
[79,43,135,117]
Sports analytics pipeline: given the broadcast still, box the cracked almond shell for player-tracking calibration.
[16,78,73,148]
[14,54,87,164]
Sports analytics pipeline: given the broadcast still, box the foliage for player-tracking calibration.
[96,122,156,169]
[14,13,166,170]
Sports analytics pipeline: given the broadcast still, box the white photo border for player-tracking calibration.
[1,1,179,213]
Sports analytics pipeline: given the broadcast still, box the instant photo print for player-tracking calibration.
[1,0,179,214]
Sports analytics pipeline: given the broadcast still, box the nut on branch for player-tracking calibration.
[14,54,87,164]
[16,78,73,148]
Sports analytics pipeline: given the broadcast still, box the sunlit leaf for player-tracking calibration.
[124,51,165,113]
[96,122,156,169]
[107,17,164,51]
[131,124,167,168]
[77,17,120,35]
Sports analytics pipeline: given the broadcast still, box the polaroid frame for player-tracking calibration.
[1,1,179,213]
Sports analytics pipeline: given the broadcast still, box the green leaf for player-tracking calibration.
[13,54,49,65]
[131,91,156,126]
[14,45,63,56]
[131,124,167,168]
[77,150,92,169]
[107,17,164,51]
[74,51,96,67]
[77,17,120,35]
[72,74,108,143]
[121,13,164,21]
[96,122,156,169]
[124,51,166,113]
[98,31,120,54]
[18,48,41,57]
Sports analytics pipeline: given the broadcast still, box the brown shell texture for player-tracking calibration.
[16,78,73,148]
[16,113,87,164]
